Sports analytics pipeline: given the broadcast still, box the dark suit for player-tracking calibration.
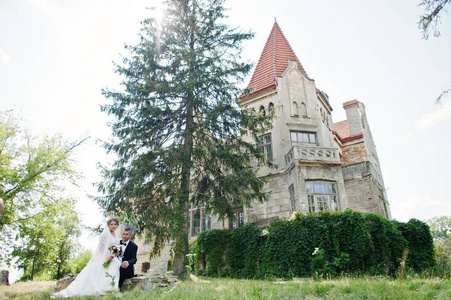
[119,240,138,288]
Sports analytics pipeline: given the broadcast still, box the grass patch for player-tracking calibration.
[1,277,450,299]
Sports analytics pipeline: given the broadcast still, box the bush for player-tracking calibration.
[364,213,407,274]
[195,229,230,277]
[392,219,435,271]
[68,250,92,275]
[194,210,435,278]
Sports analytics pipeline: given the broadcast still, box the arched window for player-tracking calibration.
[292,102,299,116]
[269,102,274,113]
[259,106,266,116]
[300,102,307,116]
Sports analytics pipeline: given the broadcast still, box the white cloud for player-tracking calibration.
[415,100,451,131]
[0,46,11,64]
[391,194,451,222]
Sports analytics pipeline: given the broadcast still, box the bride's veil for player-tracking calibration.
[90,220,111,262]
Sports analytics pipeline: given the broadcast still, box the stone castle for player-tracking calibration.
[137,21,390,273]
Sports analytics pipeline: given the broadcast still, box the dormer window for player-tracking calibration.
[290,131,316,146]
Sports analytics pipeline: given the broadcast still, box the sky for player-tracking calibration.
[1,0,450,280]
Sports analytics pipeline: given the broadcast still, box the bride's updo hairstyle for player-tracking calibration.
[107,217,120,226]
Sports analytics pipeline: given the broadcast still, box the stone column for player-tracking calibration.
[0,270,9,285]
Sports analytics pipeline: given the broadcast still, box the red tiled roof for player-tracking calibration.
[241,21,309,101]
[343,100,358,107]
[333,120,350,140]
[333,120,363,143]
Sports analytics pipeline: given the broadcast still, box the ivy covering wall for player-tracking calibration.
[193,210,435,278]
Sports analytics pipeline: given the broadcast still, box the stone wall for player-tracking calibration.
[135,241,172,275]
[246,172,291,224]
[340,141,368,165]
[344,175,384,216]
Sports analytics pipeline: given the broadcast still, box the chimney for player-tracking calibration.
[343,100,364,136]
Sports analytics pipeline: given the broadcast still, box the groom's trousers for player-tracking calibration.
[119,265,134,288]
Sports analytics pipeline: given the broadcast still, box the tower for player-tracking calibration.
[238,21,390,224]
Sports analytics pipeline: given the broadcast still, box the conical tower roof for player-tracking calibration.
[242,21,309,100]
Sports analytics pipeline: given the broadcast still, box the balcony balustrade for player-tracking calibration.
[285,146,340,166]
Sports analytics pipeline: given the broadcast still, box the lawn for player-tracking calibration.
[1,276,450,299]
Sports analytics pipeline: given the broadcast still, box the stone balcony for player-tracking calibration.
[284,145,341,166]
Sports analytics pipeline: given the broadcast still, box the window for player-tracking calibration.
[292,101,299,116]
[306,181,338,213]
[259,106,266,116]
[269,102,274,113]
[289,184,296,213]
[259,134,273,161]
[192,211,201,236]
[230,208,244,229]
[190,204,211,237]
[300,102,307,116]
[290,131,316,146]
[204,212,211,231]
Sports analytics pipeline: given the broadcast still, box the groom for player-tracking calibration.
[119,227,138,289]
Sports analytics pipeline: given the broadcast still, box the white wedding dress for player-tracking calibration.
[53,228,121,298]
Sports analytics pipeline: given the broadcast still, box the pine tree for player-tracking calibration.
[99,0,271,276]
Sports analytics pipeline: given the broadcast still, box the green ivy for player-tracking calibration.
[193,210,435,278]
[392,219,435,271]
[364,213,407,273]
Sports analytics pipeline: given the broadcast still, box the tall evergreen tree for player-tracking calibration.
[99,0,271,276]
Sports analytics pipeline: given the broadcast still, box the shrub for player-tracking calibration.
[364,213,407,274]
[193,211,435,278]
[195,229,230,277]
[392,219,435,271]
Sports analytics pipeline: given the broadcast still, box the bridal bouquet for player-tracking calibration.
[103,245,123,268]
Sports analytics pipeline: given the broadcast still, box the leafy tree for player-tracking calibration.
[427,216,451,241]
[99,0,271,276]
[426,216,451,277]
[418,0,451,39]
[0,111,81,231]
[0,111,84,278]
[13,198,81,281]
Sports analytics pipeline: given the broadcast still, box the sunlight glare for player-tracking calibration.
[149,0,165,25]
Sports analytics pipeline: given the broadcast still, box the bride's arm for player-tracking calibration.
[91,232,111,261]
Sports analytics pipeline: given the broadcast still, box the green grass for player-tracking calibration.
[2,277,451,299]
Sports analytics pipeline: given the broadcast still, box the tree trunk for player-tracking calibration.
[31,249,39,281]
[172,89,194,277]
[31,257,35,281]
[172,2,196,278]
[172,202,190,277]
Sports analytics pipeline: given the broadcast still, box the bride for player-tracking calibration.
[53,217,121,298]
